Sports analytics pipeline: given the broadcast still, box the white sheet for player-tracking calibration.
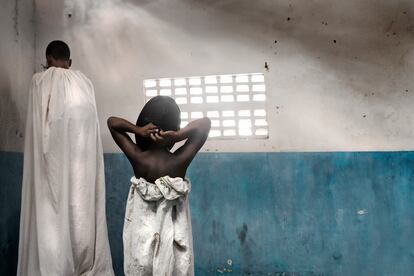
[124,176,194,276]
[17,67,114,276]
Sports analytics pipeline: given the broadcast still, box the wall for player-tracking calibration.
[33,0,414,153]
[0,152,23,275]
[0,1,34,272]
[0,0,35,152]
[1,0,414,275]
[2,152,414,275]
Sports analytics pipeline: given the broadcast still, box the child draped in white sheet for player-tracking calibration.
[17,40,114,276]
[107,96,211,275]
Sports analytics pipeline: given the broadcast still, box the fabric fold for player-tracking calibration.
[124,176,194,276]
[17,67,114,276]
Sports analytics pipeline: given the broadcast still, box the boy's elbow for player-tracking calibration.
[202,117,211,131]
[107,117,116,129]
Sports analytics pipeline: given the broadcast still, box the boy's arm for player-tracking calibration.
[107,116,157,159]
[158,117,211,166]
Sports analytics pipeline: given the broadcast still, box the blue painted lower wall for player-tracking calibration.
[0,152,22,276]
[1,151,414,275]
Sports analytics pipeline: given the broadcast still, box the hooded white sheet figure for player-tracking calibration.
[17,66,114,276]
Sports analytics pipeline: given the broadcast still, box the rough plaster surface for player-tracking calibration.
[2,151,414,275]
[0,0,35,152]
[2,0,414,152]
[32,0,414,152]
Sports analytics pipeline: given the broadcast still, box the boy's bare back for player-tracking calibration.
[107,96,210,183]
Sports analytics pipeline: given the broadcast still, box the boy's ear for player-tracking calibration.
[68,59,72,68]
[46,55,53,68]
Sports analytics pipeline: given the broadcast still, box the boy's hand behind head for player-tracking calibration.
[150,130,179,147]
[138,123,158,138]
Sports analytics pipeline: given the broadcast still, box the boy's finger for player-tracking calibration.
[145,123,157,130]
[144,130,157,137]
[150,133,157,141]
[155,133,163,140]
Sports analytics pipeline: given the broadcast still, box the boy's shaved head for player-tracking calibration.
[45,40,72,69]
[46,40,70,60]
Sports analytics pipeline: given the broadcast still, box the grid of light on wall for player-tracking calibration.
[143,73,268,139]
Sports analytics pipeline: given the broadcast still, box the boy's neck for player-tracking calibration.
[148,144,173,153]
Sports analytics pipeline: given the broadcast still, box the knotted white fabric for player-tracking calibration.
[123,176,194,276]
[17,67,114,276]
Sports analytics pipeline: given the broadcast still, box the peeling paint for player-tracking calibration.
[264,61,269,71]
[357,209,367,215]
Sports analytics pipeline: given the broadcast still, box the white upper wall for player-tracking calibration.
[30,0,414,152]
[0,0,35,152]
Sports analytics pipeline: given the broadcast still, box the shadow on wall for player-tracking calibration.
[0,68,24,151]
[61,0,414,79]
[50,0,414,152]
[183,0,414,66]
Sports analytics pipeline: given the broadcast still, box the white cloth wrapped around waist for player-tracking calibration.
[133,175,190,201]
[123,176,194,276]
